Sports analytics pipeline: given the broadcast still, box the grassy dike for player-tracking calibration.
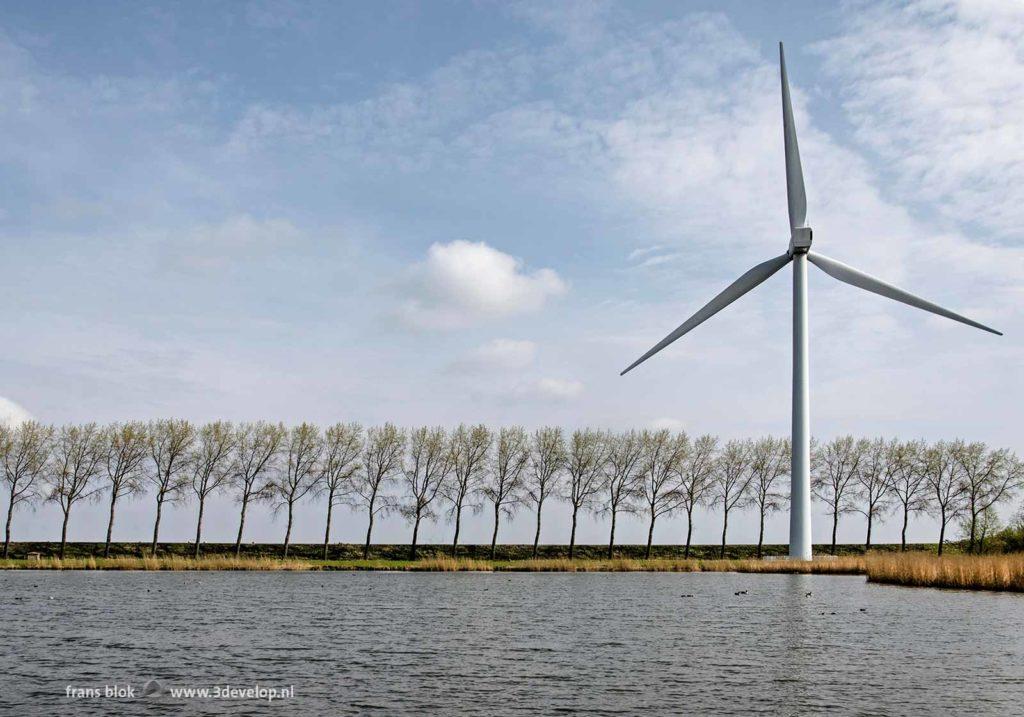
[2,550,1023,592]
[3,541,900,560]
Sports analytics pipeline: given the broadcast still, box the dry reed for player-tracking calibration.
[408,557,495,571]
[0,554,315,571]
[3,551,1022,591]
[864,552,1024,592]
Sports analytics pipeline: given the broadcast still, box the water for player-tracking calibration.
[1,571,1022,715]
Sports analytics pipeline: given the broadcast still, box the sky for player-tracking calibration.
[1,0,1022,549]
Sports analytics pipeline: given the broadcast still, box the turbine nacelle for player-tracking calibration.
[789,226,812,255]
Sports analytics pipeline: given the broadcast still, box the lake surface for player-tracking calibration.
[1,571,1022,715]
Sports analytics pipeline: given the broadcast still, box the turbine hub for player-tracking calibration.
[789,226,812,254]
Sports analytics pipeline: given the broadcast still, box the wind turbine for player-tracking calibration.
[620,42,1001,560]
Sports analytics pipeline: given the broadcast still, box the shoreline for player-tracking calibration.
[3,553,1022,593]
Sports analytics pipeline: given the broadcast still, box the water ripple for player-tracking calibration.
[1,571,1022,715]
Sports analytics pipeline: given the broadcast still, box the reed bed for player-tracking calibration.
[0,555,316,571]
[3,551,1022,591]
[864,553,1024,592]
[407,557,495,571]
[485,557,866,573]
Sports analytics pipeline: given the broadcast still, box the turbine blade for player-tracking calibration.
[807,252,1002,336]
[780,42,807,231]
[621,253,792,375]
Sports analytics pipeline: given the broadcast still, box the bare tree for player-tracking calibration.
[812,435,867,555]
[443,424,491,556]
[526,427,567,558]
[48,423,105,558]
[562,429,608,559]
[600,430,644,559]
[714,439,754,559]
[748,437,789,559]
[886,439,930,551]
[482,426,529,559]
[271,423,323,557]
[318,422,363,560]
[145,419,195,556]
[855,438,896,551]
[188,421,235,558]
[232,421,285,556]
[100,422,148,557]
[638,430,686,559]
[1,424,39,550]
[355,423,405,559]
[2,421,53,558]
[400,426,453,559]
[676,434,718,559]
[952,441,1021,553]
[926,440,967,556]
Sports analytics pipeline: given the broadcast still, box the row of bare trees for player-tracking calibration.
[811,436,1022,555]
[1,421,1020,559]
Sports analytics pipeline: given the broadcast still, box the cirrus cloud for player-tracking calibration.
[820,0,1024,240]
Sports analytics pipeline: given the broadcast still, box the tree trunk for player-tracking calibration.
[865,510,873,552]
[235,494,249,558]
[283,500,294,558]
[900,505,909,552]
[532,501,542,558]
[568,506,578,560]
[452,503,463,558]
[490,504,500,560]
[968,509,978,554]
[151,494,164,557]
[607,509,617,560]
[364,507,375,560]
[757,508,765,560]
[59,508,70,559]
[3,492,14,559]
[323,496,334,561]
[830,507,838,556]
[937,507,947,556]
[411,515,421,560]
[684,508,693,560]
[104,490,118,558]
[720,507,729,559]
[194,497,205,559]
[645,513,655,560]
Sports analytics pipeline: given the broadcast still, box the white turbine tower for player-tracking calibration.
[620,43,1001,560]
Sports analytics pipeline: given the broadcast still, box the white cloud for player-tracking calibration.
[649,417,686,432]
[398,240,567,330]
[506,0,615,44]
[450,338,538,372]
[0,396,32,427]
[820,0,1024,239]
[164,214,302,274]
[627,245,663,261]
[245,0,313,32]
[631,251,682,270]
[533,377,584,400]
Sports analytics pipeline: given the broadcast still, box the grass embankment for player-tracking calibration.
[2,541,915,561]
[3,553,1021,592]
[0,554,862,573]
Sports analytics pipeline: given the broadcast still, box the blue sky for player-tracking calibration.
[1,0,1021,546]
